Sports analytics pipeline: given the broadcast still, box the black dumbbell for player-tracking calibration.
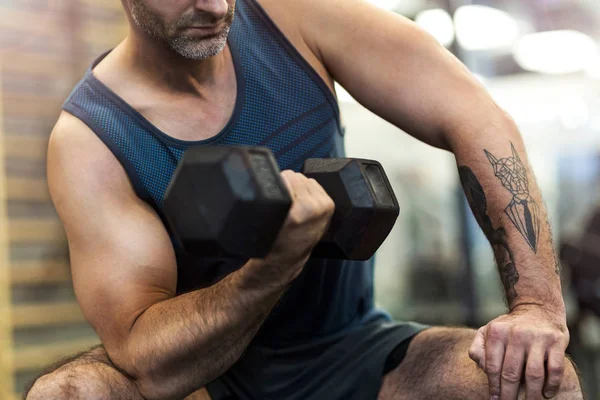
[302,158,399,260]
[163,146,400,260]
[163,146,291,258]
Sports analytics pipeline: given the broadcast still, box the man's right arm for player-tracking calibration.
[48,113,334,400]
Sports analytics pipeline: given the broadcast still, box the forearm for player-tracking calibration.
[120,259,290,400]
[450,114,564,315]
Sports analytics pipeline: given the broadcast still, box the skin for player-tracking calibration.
[281,2,571,398]
[39,0,580,399]
[48,111,335,399]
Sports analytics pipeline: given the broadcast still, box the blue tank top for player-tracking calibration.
[63,0,387,345]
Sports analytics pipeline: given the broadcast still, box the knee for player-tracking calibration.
[423,330,583,400]
[464,357,584,400]
[26,364,126,400]
[27,368,108,400]
[554,358,584,399]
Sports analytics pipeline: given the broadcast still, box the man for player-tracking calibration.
[27,0,584,399]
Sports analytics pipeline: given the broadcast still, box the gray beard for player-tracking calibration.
[169,27,231,60]
[130,2,233,60]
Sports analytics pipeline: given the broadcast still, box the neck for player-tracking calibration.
[120,30,229,94]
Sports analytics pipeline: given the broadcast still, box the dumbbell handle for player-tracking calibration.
[303,158,400,260]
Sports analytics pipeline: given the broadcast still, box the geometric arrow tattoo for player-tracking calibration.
[485,143,540,253]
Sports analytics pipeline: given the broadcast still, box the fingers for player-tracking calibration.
[281,170,311,199]
[280,170,297,198]
[281,171,332,201]
[280,171,334,222]
[307,178,335,212]
[477,311,570,400]
[544,346,566,398]
[500,338,527,400]
[486,324,509,400]
[469,327,486,370]
[304,178,322,199]
[525,344,546,400]
[281,171,328,200]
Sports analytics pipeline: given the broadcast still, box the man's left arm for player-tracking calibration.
[294,0,568,398]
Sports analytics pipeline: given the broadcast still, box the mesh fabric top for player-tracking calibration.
[63,0,384,344]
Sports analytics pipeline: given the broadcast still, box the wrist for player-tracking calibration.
[235,258,303,294]
[510,301,567,325]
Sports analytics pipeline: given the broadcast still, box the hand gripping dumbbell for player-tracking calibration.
[163,146,400,261]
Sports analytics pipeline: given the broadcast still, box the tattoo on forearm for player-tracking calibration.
[459,166,520,303]
[484,143,540,253]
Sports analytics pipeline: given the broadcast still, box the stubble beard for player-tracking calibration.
[130,1,235,60]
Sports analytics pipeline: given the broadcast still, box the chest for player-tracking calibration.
[137,86,238,142]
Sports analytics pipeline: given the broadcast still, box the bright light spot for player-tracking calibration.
[335,83,356,104]
[415,9,455,48]
[558,96,589,130]
[585,56,600,79]
[472,73,486,85]
[454,5,519,51]
[514,30,598,74]
[366,0,401,10]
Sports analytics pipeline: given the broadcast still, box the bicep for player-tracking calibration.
[67,197,177,342]
[302,0,497,148]
[48,114,177,349]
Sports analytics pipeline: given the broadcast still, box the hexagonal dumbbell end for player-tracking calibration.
[163,146,292,258]
[303,158,400,260]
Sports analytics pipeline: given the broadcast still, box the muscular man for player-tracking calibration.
[27,0,584,399]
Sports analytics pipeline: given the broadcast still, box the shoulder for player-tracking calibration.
[254,0,321,53]
[254,0,422,59]
[254,0,335,91]
[48,112,135,209]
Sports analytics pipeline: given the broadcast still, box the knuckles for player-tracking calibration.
[487,322,511,341]
[485,365,502,376]
[487,322,567,346]
[511,327,534,344]
[547,364,565,378]
[544,330,564,345]
[524,367,545,382]
[468,347,480,361]
[501,370,522,384]
[323,197,335,215]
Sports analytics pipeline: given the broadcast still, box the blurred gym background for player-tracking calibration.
[0,0,599,398]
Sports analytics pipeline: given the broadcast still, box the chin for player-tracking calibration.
[171,34,229,60]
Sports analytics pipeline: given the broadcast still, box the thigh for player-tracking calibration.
[377,327,489,400]
[377,327,584,400]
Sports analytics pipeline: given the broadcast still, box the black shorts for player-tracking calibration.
[206,316,430,400]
